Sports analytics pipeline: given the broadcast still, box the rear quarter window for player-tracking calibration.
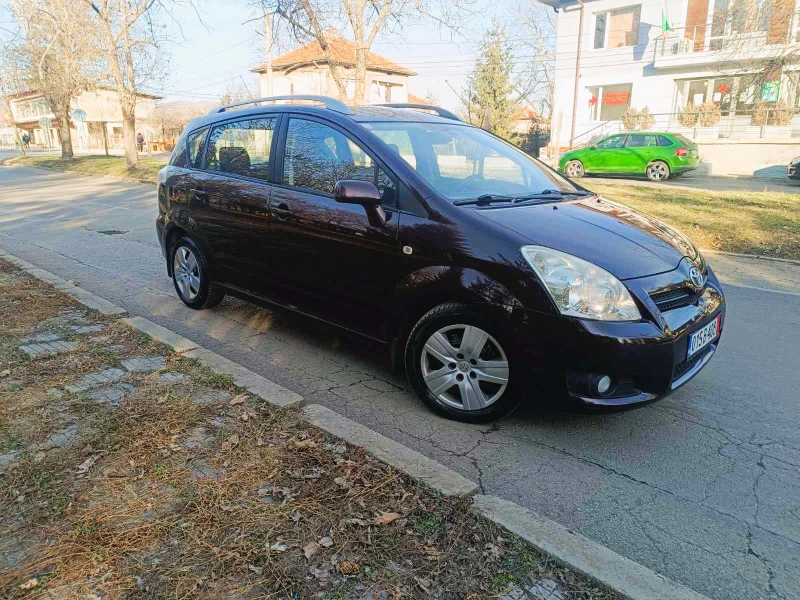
[170,135,188,167]
[187,127,209,169]
[657,135,673,147]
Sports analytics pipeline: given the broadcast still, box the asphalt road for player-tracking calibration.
[2,162,799,600]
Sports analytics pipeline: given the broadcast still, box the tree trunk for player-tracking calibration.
[55,109,74,159]
[354,46,367,105]
[121,102,139,169]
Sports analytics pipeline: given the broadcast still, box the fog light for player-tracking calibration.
[596,375,612,395]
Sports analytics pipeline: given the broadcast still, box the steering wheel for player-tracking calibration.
[452,173,485,194]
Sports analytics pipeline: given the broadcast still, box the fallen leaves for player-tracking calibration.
[374,511,401,525]
[319,536,334,548]
[303,541,320,560]
[76,455,97,475]
[268,542,288,553]
[229,394,248,405]
[220,434,239,451]
[19,578,38,590]
[0,369,11,378]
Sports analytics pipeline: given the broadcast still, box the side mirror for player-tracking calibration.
[334,179,386,227]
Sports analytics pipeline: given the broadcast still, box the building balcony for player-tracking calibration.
[653,26,795,70]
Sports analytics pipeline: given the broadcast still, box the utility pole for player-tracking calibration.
[264,9,274,96]
[569,0,585,149]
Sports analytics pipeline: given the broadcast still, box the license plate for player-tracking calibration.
[687,314,721,358]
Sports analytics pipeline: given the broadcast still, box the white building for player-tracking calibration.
[252,35,416,105]
[9,88,161,151]
[541,0,800,174]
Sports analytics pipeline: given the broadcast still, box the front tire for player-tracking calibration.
[404,303,519,423]
[170,237,225,310]
[646,161,670,182]
[565,160,585,178]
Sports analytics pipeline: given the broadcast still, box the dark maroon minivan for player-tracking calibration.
[156,96,725,422]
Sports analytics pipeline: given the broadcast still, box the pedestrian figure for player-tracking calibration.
[22,133,30,149]
[136,132,144,152]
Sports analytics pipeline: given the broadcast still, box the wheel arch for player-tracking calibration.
[390,265,523,342]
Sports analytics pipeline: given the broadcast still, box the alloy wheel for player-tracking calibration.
[173,246,201,301]
[420,324,509,411]
[647,162,668,181]
[566,160,583,177]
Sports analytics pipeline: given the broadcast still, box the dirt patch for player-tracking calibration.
[0,258,616,599]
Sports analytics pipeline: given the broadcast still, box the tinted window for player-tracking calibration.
[657,135,673,147]
[206,118,276,181]
[371,129,417,168]
[626,134,657,147]
[283,118,396,206]
[597,134,627,149]
[674,134,694,146]
[188,127,209,169]
[170,134,188,168]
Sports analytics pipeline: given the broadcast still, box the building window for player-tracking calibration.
[594,6,640,49]
[587,83,632,121]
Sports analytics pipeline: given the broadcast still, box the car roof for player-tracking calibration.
[182,102,469,135]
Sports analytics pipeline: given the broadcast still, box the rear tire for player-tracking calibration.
[404,303,520,423]
[565,160,585,178]
[170,237,225,310]
[646,160,670,182]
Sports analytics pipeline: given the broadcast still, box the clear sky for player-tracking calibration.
[156,0,516,110]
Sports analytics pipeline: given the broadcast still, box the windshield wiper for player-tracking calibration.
[513,189,594,203]
[453,194,516,206]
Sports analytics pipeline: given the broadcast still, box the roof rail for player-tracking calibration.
[210,95,355,115]
[377,103,461,122]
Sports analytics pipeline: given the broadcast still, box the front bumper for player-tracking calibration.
[507,266,725,408]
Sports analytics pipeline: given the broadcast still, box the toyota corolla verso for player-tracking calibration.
[156,96,725,423]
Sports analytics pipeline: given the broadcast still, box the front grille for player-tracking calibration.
[673,348,708,380]
[650,287,696,312]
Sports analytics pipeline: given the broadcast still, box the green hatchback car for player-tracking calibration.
[559,132,700,182]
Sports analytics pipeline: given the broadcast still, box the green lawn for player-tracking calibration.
[6,153,168,182]
[589,183,800,260]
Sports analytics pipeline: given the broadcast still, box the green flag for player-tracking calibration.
[662,4,671,36]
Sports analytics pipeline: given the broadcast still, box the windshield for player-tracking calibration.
[363,121,578,201]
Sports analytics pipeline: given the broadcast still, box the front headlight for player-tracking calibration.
[521,246,641,321]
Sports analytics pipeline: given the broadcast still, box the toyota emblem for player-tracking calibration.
[689,267,704,289]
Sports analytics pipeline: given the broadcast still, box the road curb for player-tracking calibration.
[0,251,127,315]
[302,404,479,497]
[700,248,800,265]
[475,495,712,600]
[0,249,711,600]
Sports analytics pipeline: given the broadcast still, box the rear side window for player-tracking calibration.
[206,118,276,181]
[674,134,694,146]
[188,128,209,169]
[657,135,673,147]
[170,135,188,167]
[627,134,657,147]
[282,118,396,207]
[597,134,627,149]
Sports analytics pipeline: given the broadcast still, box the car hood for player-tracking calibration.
[478,198,698,280]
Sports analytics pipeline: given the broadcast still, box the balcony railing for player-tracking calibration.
[653,26,785,68]
[570,108,800,147]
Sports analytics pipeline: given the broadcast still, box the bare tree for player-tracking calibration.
[9,0,95,159]
[83,0,173,168]
[509,0,555,120]
[260,0,472,105]
[0,32,28,156]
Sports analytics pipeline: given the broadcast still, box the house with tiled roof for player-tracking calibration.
[252,35,417,105]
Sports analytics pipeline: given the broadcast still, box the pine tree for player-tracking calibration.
[464,27,515,139]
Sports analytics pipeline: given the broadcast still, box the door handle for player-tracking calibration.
[273,203,292,220]
[192,187,207,202]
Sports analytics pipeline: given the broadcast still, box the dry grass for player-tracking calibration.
[5,154,168,183]
[0,258,617,599]
[589,183,800,260]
